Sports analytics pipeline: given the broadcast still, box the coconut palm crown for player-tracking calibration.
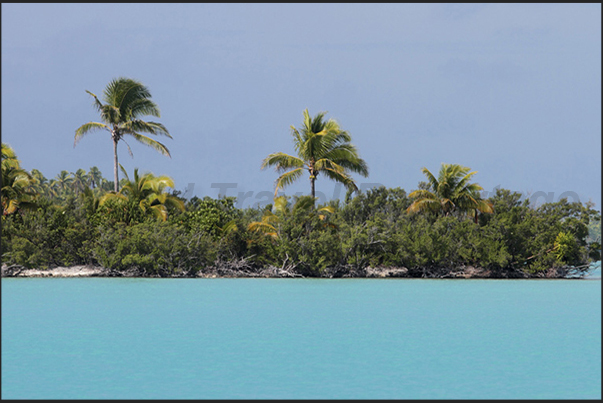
[261,109,368,201]
[1,143,37,216]
[74,77,171,192]
[100,165,184,222]
[407,163,493,222]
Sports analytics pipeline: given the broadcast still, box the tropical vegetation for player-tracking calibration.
[1,143,600,278]
[261,109,368,201]
[2,79,600,278]
[74,77,172,192]
[407,163,494,223]
[1,143,36,216]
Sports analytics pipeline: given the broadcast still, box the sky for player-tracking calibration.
[2,3,601,210]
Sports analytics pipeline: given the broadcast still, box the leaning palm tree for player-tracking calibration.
[261,109,368,203]
[74,77,172,192]
[407,163,493,222]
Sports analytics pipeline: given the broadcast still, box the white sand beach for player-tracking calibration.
[1,264,106,277]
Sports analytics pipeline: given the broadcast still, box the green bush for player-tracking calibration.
[1,174,600,278]
[93,221,215,275]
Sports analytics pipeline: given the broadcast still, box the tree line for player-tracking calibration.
[1,77,600,278]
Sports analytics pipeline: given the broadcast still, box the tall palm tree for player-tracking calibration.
[100,165,184,221]
[407,163,493,222]
[261,109,368,203]
[74,77,172,192]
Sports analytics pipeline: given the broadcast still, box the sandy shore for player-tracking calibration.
[1,264,107,277]
[1,263,590,279]
[1,263,418,278]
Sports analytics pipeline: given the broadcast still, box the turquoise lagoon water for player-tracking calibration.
[2,276,601,399]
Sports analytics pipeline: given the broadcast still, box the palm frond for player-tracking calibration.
[118,164,131,182]
[74,122,109,146]
[99,192,128,205]
[127,120,172,138]
[248,211,279,239]
[261,152,304,172]
[221,220,239,236]
[314,158,346,175]
[321,146,369,177]
[126,133,171,157]
[148,204,168,221]
[475,199,494,214]
[130,98,161,119]
[142,175,175,193]
[274,168,304,196]
[454,171,479,195]
[318,205,335,214]
[420,167,439,192]
[290,127,305,154]
[407,189,441,214]
[164,195,186,212]
[292,195,317,213]
[320,167,358,191]
[248,222,279,239]
[407,198,441,214]
[85,90,105,113]
[105,78,146,112]
[273,195,289,214]
[3,199,19,215]
[101,105,121,125]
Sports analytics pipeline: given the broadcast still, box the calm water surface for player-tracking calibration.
[2,277,601,399]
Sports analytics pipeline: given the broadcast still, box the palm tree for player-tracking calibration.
[248,195,336,240]
[407,163,493,222]
[50,170,74,199]
[100,178,114,192]
[30,169,48,192]
[87,166,103,189]
[74,77,172,192]
[261,109,368,203]
[1,143,21,171]
[72,168,89,195]
[1,144,37,216]
[100,165,184,221]
[2,168,37,216]
[248,196,288,240]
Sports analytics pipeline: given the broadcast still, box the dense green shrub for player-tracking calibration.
[1,196,95,268]
[181,196,239,238]
[93,221,215,275]
[1,176,600,277]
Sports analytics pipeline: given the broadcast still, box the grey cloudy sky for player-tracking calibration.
[2,3,601,209]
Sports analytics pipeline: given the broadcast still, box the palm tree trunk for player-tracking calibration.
[309,162,316,206]
[113,136,119,192]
